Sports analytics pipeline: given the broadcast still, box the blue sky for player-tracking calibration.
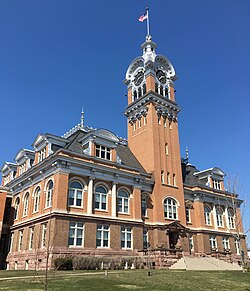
[0,0,249,244]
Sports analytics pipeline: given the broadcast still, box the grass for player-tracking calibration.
[0,269,249,290]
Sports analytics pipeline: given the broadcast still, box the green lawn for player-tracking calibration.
[0,269,249,290]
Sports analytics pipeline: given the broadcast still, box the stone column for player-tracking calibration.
[224,206,229,229]
[212,204,218,230]
[111,182,117,217]
[87,177,94,214]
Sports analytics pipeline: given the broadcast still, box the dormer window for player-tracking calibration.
[95,145,111,160]
[19,163,26,175]
[38,148,46,163]
[212,179,221,190]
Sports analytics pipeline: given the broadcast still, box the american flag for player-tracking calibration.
[138,12,148,22]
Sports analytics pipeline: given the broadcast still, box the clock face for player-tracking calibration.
[133,70,144,86]
[156,70,167,84]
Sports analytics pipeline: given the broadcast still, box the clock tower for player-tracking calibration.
[124,35,186,248]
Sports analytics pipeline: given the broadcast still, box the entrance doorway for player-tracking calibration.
[169,231,179,249]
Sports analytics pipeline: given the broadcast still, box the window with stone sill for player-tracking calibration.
[45,180,53,208]
[41,223,47,248]
[23,192,29,216]
[38,148,46,163]
[33,187,41,213]
[96,224,109,248]
[95,144,111,160]
[95,186,108,211]
[68,222,84,247]
[143,228,149,249]
[212,178,222,190]
[186,207,191,223]
[121,226,132,249]
[228,209,235,229]
[68,181,83,207]
[235,238,240,255]
[9,232,14,252]
[14,197,20,220]
[117,190,129,214]
[18,230,23,251]
[204,205,212,225]
[141,196,147,217]
[29,227,34,250]
[209,236,217,251]
[216,207,224,227]
[222,237,230,251]
[164,198,178,220]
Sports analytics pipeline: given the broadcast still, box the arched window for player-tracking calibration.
[117,190,129,213]
[68,181,83,207]
[164,198,177,219]
[133,90,137,102]
[216,207,224,227]
[160,85,164,96]
[14,197,20,220]
[46,180,53,208]
[228,209,235,229]
[23,192,29,216]
[155,83,158,93]
[138,87,142,98]
[33,187,41,213]
[95,186,107,210]
[204,205,211,225]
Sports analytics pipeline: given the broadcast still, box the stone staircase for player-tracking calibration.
[170,256,242,271]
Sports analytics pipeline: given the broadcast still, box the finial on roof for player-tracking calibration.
[81,107,84,128]
[185,146,189,164]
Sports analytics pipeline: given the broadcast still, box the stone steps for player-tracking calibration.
[170,257,241,271]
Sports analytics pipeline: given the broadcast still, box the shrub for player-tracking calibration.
[72,257,102,270]
[54,257,73,270]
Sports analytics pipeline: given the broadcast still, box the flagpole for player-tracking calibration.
[146,7,150,36]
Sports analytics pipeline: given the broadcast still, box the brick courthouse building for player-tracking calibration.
[0,34,247,270]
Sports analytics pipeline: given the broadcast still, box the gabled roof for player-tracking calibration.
[194,167,226,178]
[32,133,69,149]
[1,162,17,176]
[15,149,35,164]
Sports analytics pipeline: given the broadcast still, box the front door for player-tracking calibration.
[169,231,179,249]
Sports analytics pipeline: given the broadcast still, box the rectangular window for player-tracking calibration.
[18,230,23,251]
[143,228,148,249]
[141,197,147,217]
[165,143,169,155]
[189,236,194,252]
[133,123,136,131]
[212,179,221,190]
[9,232,14,252]
[41,223,47,248]
[29,227,34,250]
[121,226,132,249]
[186,207,191,223]
[222,237,230,250]
[95,145,111,160]
[235,238,240,255]
[95,193,107,210]
[38,148,46,163]
[138,119,141,128]
[143,116,147,125]
[68,222,84,247]
[173,174,176,186]
[96,224,109,248]
[209,236,217,251]
[167,172,171,185]
[161,171,165,184]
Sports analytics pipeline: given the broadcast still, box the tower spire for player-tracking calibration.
[146,7,150,38]
[80,107,84,128]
